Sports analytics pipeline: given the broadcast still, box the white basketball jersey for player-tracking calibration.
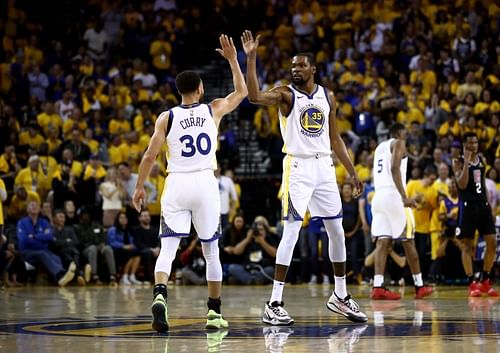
[278,84,331,156]
[165,103,217,173]
[373,138,408,190]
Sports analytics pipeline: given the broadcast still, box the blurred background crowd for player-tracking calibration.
[0,0,499,288]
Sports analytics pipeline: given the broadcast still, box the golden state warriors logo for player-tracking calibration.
[299,105,325,137]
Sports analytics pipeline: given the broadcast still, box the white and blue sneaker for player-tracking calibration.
[326,292,368,323]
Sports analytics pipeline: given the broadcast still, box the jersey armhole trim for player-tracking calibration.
[207,104,213,117]
[165,110,174,137]
[282,87,295,118]
[323,86,332,107]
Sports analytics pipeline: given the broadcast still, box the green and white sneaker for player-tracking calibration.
[206,309,228,329]
[151,294,169,332]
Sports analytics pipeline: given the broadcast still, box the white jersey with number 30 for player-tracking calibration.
[373,138,408,191]
[165,103,218,173]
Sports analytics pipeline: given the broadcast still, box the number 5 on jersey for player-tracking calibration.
[180,133,212,157]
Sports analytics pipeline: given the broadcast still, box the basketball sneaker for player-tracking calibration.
[370,287,401,300]
[326,292,368,323]
[328,325,368,353]
[206,310,229,329]
[151,294,169,332]
[263,326,294,353]
[415,286,434,299]
[468,281,482,297]
[262,301,294,326]
[478,279,499,297]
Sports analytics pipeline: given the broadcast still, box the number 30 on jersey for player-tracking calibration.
[179,133,212,157]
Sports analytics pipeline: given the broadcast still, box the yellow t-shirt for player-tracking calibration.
[406,179,439,234]
[109,119,131,136]
[147,174,166,216]
[19,132,45,148]
[83,164,107,181]
[150,40,172,70]
[37,112,63,136]
[8,190,41,219]
[14,167,45,194]
[396,108,425,126]
[84,139,99,154]
[63,119,88,138]
[0,179,5,225]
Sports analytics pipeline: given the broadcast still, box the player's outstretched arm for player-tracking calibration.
[241,30,287,106]
[326,89,363,196]
[133,112,169,212]
[210,34,248,124]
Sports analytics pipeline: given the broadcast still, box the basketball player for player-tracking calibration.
[242,30,367,325]
[132,34,247,332]
[452,133,498,297]
[371,123,434,300]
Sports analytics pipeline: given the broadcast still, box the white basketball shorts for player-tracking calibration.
[159,169,221,242]
[281,154,342,221]
[371,188,415,239]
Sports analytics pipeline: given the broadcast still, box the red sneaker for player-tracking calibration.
[415,286,433,299]
[371,287,401,300]
[479,279,499,297]
[468,281,482,297]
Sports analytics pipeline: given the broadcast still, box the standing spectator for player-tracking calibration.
[16,200,76,286]
[83,21,109,62]
[341,182,364,284]
[215,164,238,232]
[52,160,80,210]
[307,217,331,285]
[99,167,125,227]
[52,209,86,285]
[74,207,117,286]
[28,64,49,103]
[107,212,142,285]
[132,210,160,284]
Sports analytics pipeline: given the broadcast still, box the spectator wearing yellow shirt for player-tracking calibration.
[107,135,124,166]
[474,89,499,115]
[354,150,371,182]
[62,108,88,139]
[0,145,21,188]
[37,101,63,136]
[274,16,294,52]
[146,163,165,223]
[254,106,280,138]
[432,162,451,197]
[46,127,62,155]
[19,124,45,151]
[7,187,41,221]
[438,113,461,139]
[406,166,439,277]
[109,109,131,136]
[59,148,83,178]
[456,71,482,101]
[339,63,364,87]
[118,132,142,171]
[38,143,58,192]
[14,155,45,197]
[150,30,172,74]
[133,105,157,135]
[151,82,178,106]
[83,157,107,181]
[0,178,6,231]
[24,35,44,66]
[396,104,425,127]
[83,128,99,155]
[409,59,436,98]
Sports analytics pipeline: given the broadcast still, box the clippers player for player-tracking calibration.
[371,123,433,299]
[132,34,247,332]
[452,132,498,297]
[242,30,367,325]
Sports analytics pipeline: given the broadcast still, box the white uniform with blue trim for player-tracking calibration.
[159,103,221,241]
[371,138,415,239]
[278,84,341,221]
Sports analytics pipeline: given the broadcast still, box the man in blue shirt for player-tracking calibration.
[17,200,76,286]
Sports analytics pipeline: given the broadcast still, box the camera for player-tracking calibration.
[251,221,263,236]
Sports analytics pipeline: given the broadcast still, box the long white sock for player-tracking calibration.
[412,273,423,287]
[270,280,285,303]
[374,274,384,287]
[334,275,347,299]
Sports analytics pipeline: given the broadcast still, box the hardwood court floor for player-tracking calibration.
[1,284,499,353]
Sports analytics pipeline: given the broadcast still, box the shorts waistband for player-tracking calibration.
[287,153,331,159]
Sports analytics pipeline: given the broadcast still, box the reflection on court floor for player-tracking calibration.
[0,285,499,353]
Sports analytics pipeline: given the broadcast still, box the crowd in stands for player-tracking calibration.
[0,0,499,288]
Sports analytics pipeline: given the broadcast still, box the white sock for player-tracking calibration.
[412,273,423,287]
[130,274,137,280]
[270,280,285,303]
[334,275,347,299]
[374,274,384,287]
[122,274,129,281]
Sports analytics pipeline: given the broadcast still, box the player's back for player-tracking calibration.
[373,138,407,192]
[166,103,218,173]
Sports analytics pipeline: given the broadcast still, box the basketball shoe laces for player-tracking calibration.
[270,303,289,317]
[340,295,361,313]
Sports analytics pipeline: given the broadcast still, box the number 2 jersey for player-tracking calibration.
[165,103,218,173]
[456,156,488,202]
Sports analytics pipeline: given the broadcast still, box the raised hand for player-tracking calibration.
[241,30,261,56]
[463,146,472,162]
[215,34,237,62]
